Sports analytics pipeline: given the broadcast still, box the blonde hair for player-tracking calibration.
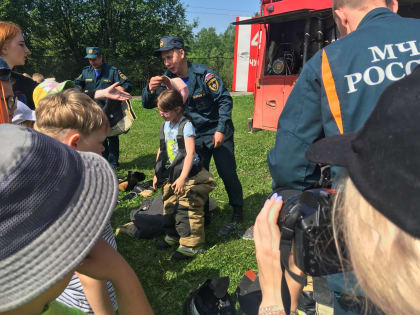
[0,21,21,53]
[333,176,420,315]
[32,73,44,84]
[35,89,109,139]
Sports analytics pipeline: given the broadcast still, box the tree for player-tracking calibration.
[188,25,235,90]
[0,0,195,93]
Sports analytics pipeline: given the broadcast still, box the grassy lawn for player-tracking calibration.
[113,95,276,314]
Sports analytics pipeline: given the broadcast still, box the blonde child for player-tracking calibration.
[35,89,117,314]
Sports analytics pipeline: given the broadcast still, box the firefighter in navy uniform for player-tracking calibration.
[142,36,243,235]
[74,47,132,168]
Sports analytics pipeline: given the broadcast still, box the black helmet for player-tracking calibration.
[184,277,236,315]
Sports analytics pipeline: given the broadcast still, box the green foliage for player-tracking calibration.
[115,95,274,314]
[0,1,237,93]
[0,0,196,94]
[188,25,235,90]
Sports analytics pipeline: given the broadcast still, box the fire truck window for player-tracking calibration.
[264,15,336,76]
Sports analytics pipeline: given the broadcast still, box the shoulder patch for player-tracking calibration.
[207,77,219,92]
[118,70,127,80]
[204,73,214,82]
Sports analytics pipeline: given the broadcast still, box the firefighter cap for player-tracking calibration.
[85,47,102,59]
[154,36,184,56]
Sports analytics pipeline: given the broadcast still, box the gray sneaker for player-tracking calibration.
[240,225,254,240]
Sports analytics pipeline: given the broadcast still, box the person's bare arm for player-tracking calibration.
[94,82,132,101]
[254,194,304,314]
[76,273,115,315]
[76,238,154,315]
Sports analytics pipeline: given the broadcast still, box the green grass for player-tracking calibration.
[113,95,276,314]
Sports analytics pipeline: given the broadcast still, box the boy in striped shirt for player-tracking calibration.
[35,89,118,314]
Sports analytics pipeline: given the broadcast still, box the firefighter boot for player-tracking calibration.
[218,206,243,236]
[232,206,243,224]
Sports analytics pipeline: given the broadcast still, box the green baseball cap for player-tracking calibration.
[85,47,102,59]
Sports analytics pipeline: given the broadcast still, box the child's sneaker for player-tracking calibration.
[171,245,205,260]
[155,235,179,250]
[115,222,138,238]
[240,225,254,240]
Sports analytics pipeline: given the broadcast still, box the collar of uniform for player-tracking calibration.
[164,70,177,79]
[89,62,108,72]
[357,7,394,31]
[187,61,206,74]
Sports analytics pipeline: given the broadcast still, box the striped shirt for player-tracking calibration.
[56,223,118,313]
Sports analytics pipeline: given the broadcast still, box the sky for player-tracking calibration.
[181,0,261,34]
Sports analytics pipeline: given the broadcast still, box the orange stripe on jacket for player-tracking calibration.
[0,81,10,124]
[321,50,344,135]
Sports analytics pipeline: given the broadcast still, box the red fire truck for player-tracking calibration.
[233,0,420,131]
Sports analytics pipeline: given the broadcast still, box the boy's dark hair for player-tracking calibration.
[157,89,184,112]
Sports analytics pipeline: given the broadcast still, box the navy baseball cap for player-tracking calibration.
[85,47,102,59]
[0,57,11,81]
[306,65,420,239]
[154,36,184,56]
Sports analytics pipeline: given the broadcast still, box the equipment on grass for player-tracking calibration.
[184,277,236,315]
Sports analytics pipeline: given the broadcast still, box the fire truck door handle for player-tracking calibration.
[266,100,277,107]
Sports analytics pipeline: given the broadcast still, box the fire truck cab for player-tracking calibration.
[233,0,420,131]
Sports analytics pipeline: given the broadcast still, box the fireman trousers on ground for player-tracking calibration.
[162,168,216,247]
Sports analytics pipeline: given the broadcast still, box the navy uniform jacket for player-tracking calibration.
[268,8,420,190]
[142,61,234,148]
[74,63,132,93]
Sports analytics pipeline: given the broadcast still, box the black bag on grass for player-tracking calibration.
[236,270,261,315]
[130,194,165,239]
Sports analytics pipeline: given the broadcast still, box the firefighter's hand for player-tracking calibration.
[149,76,164,93]
[171,177,186,194]
[152,174,158,190]
[213,131,224,148]
[94,82,131,101]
